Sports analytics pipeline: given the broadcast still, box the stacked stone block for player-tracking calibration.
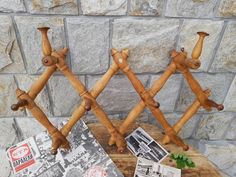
[0,0,235,176]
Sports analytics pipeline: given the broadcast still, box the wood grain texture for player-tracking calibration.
[114,32,224,149]
[162,89,211,144]
[88,121,222,177]
[112,49,188,151]
[12,27,127,154]
[38,27,126,153]
[57,51,127,152]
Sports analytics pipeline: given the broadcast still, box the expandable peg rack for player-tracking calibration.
[12,28,224,154]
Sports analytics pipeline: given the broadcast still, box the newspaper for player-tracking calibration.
[126,127,168,162]
[134,157,181,177]
[6,120,124,177]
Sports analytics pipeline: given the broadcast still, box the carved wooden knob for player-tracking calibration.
[206,99,224,111]
[217,104,224,111]
[50,149,58,155]
[183,145,189,151]
[185,58,201,69]
[42,56,58,66]
[154,101,160,108]
[197,31,209,37]
[11,99,28,111]
[84,98,92,111]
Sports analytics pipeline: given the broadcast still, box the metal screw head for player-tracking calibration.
[118,58,123,63]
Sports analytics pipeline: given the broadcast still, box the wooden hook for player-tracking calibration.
[192,32,209,60]
[205,99,224,111]
[37,27,52,57]
[11,99,28,111]
[42,55,58,66]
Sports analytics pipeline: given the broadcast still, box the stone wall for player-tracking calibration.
[0,0,235,176]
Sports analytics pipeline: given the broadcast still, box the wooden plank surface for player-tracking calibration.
[87,120,222,177]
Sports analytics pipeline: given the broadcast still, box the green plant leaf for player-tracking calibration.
[187,158,192,164]
[174,154,179,159]
[170,153,196,169]
[176,159,186,169]
[178,154,183,159]
[170,153,178,160]
[182,155,187,161]
[186,160,196,168]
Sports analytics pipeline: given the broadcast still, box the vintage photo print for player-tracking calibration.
[126,127,168,162]
[134,157,181,177]
[6,120,124,177]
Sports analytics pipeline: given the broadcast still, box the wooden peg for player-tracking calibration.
[192,32,209,60]
[37,27,52,56]
[84,97,92,111]
[12,27,69,155]
[11,99,28,111]
[42,55,58,66]
[15,88,70,155]
[205,99,224,111]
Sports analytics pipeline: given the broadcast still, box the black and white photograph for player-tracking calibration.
[7,120,124,177]
[134,157,181,177]
[126,127,168,162]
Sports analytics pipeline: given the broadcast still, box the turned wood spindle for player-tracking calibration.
[37,28,127,153]
[38,27,52,56]
[192,32,209,60]
[162,89,211,144]
[112,48,188,151]
[12,27,70,155]
[112,31,223,149]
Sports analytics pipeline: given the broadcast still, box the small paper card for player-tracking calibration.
[8,142,36,173]
[126,127,168,162]
[134,157,181,177]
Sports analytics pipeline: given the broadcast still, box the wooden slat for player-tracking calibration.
[87,121,222,177]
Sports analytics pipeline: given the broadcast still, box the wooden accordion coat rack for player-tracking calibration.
[11,27,224,154]
[109,32,224,146]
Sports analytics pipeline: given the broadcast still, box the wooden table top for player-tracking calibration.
[87,120,222,177]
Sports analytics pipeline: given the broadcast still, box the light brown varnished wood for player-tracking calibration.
[11,27,65,155]
[11,98,28,111]
[37,27,126,153]
[88,121,222,177]
[37,27,51,56]
[15,88,70,155]
[112,49,188,151]
[192,32,209,60]
[11,27,126,154]
[28,65,57,99]
[162,89,211,144]
[117,62,176,136]
[60,51,129,151]
[114,32,224,148]
[12,28,225,156]
[54,51,127,152]
[170,32,223,111]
